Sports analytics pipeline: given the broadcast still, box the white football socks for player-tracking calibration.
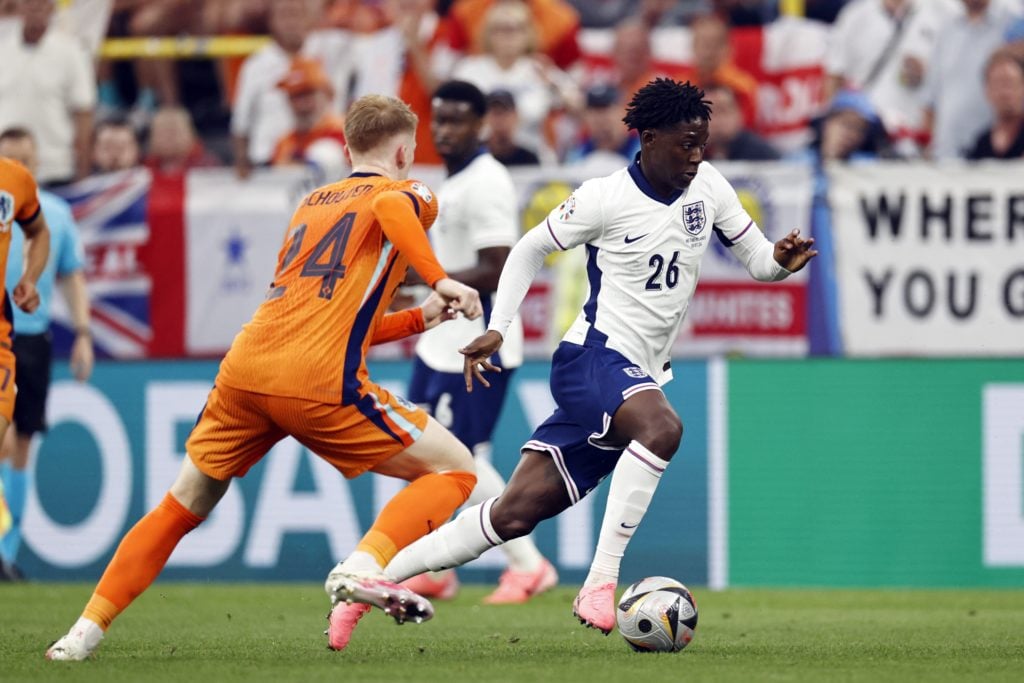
[387,497,502,582]
[584,441,670,586]
[469,447,544,574]
[336,550,384,575]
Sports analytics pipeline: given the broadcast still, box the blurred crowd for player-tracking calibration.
[1,0,1023,187]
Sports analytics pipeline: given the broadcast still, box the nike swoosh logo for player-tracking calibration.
[624,233,649,244]
[620,522,639,529]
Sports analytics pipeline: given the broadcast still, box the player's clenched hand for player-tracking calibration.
[420,292,457,331]
[433,277,483,320]
[460,330,503,392]
[12,278,39,313]
[773,229,818,273]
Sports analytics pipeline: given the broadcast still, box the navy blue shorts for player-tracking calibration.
[407,356,514,451]
[523,342,662,503]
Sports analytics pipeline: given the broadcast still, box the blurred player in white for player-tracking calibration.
[370,78,818,635]
[401,81,555,603]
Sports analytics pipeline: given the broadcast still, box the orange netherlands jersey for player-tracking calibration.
[218,173,444,404]
[0,157,42,340]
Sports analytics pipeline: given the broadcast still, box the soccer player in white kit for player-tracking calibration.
[400,81,556,604]
[371,78,817,636]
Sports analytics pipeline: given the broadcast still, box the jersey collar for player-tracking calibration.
[628,152,683,206]
[447,147,487,177]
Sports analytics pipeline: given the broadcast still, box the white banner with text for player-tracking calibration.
[829,162,1024,356]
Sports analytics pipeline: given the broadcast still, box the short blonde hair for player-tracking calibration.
[344,95,419,154]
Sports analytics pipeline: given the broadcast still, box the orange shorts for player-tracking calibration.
[0,345,14,424]
[186,380,428,481]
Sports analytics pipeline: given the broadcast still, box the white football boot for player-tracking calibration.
[45,617,104,661]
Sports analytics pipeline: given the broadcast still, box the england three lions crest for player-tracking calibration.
[682,201,706,235]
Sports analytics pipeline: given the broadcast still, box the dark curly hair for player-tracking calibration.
[432,80,488,118]
[622,78,712,133]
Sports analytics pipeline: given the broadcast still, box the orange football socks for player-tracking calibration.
[356,470,476,569]
[83,493,203,630]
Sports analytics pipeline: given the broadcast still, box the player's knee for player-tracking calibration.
[636,413,683,461]
[490,497,539,541]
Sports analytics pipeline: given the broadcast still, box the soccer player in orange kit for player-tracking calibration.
[0,154,50,541]
[46,95,483,661]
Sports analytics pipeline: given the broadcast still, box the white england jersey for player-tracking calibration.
[545,159,763,385]
[416,152,525,373]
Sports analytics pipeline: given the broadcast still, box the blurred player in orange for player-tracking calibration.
[46,94,483,661]
[0,155,50,449]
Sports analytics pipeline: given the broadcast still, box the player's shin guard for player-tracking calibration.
[82,493,203,630]
[386,497,502,581]
[355,470,476,569]
[585,441,669,586]
[468,449,545,574]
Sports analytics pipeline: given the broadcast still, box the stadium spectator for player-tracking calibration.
[270,58,348,172]
[807,89,894,162]
[54,0,116,56]
[119,0,207,110]
[231,0,359,177]
[586,18,688,102]
[326,0,393,32]
[564,84,640,168]
[967,49,1024,159]
[445,0,582,69]
[605,18,665,98]
[825,0,957,157]
[144,106,222,175]
[923,0,1021,159]
[484,89,541,166]
[704,84,780,161]
[451,0,581,160]
[1005,14,1024,58]
[0,0,97,184]
[382,0,463,166]
[677,13,759,128]
[91,118,142,174]
[0,126,93,583]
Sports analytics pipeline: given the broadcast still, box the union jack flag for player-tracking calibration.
[57,169,152,358]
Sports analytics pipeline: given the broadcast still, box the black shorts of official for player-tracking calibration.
[13,332,52,436]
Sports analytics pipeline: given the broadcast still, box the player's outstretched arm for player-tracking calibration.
[370,293,459,346]
[773,229,818,273]
[372,191,450,289]
[460,330,504,392]
[727,225,818,283]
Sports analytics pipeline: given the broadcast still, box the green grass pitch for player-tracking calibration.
[3,584,1023,682]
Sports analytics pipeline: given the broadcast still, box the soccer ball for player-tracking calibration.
[616,576,698,653]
